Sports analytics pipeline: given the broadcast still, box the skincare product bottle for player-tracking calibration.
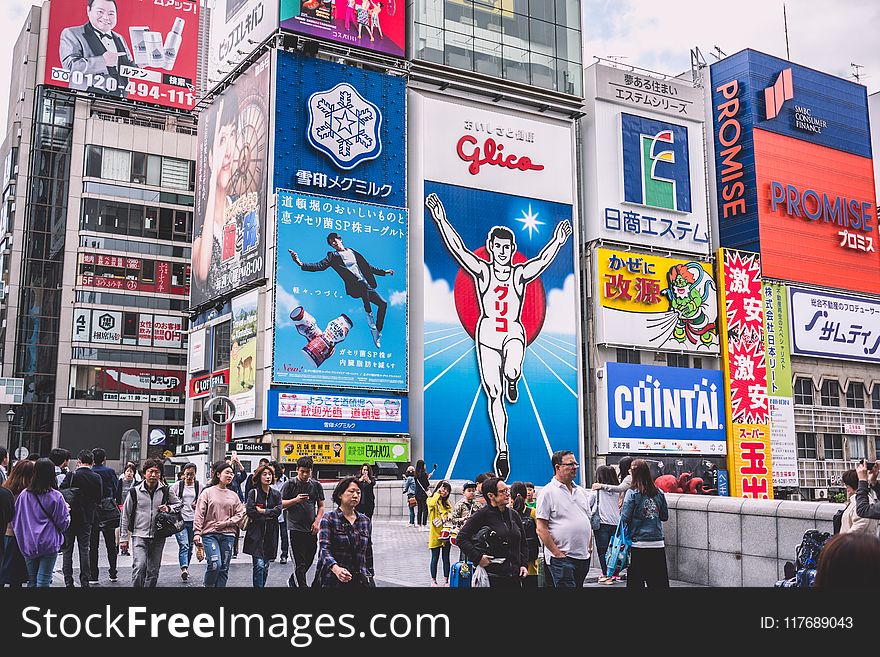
[163,17,186,70]
[128,26,150,67]
[144,31,165,68]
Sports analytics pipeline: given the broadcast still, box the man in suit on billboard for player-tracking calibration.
[289,233,394,348]
[58,0,134,98]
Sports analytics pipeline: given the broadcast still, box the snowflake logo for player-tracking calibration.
[306,83,383,171]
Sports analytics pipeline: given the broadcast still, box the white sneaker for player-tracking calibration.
[370,325,381,348]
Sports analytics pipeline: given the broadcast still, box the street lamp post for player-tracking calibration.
[6,407,16,460]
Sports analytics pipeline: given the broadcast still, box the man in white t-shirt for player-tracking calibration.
[536,450,592,587]
[173,463,201,581]
[290,232,394,348]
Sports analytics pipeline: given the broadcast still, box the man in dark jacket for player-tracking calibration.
[855,460,880,519]
[89,447,120,583]
[60,449,103,587]
[456,477,528,589]
[289,232,394,348]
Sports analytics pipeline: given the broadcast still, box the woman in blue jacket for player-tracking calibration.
[619,459,669,588]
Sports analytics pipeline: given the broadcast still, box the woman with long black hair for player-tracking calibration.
[620,459,669,588]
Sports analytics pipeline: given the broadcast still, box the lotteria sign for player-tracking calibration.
[710,49,880,295]
[599,362,726,455]
[189,369,230,399]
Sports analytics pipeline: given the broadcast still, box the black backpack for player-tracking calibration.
[832,508,844,535]
[59,472,80,510]
[520,513,539,562]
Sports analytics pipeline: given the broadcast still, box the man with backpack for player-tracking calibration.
[119,459,182,587]
[60,449,102,587]
[173,462,201,581]
[88,448,120,584]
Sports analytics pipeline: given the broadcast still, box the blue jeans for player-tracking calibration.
[408,502,415,524]
[547,555,590,588]
[175,521,195,568]
[595,524,616,577]
[252,558,270,588]
[26,554,58,588]
[202,534,235,588]
[430,544,451,581]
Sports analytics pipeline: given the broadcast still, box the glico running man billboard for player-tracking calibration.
[280,0,405,59]
[45,0,199,110]
[415,93,580,484]
[191,52,270,308]
[594,247,719,353]
[710,49,879,294]
[583,63,710,256]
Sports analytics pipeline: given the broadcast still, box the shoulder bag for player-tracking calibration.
[590,491,601,531]
[152,486,185,539]
[604,519,632,578]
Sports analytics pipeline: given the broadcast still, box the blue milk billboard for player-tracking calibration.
[273,191,407,390]
[271,50,407,392]
[418,96,578,484]
[273,50,406,208]
[598,362,727,455]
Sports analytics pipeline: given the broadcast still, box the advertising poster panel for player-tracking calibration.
[280,0,405,59]
[267,388,407,434]
[345,440,408,465]
[192,52,270,308]
[717,249,773,499]
[230,289,259,421]
[763,282,798,488]
[100,367,185,403]
[597,362,726,455]
[273,51,406,209]
[586,64,710,256]
[279,438,345,464]
[273,191,407,390]
[419,95,578,484]
[188,327,208,374]
[44,0,199,110]
[789,287,880,363]
[594,247,719,352]
[208,0,278,90]
[710,49,879,294]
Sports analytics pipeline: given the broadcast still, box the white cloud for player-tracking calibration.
[583,0,880,93]
[423,264,459,325]
[274,285,301,329]
[543,274,578,336]
[389,290,407,307]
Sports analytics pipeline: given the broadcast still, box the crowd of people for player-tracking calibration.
[1,445,878,588]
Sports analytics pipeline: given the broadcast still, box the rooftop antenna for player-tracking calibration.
[711,46,726,61]
[783,3,791,60]
[607,55,628,66]
[851,63,864,84]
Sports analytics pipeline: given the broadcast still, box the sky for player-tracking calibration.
[0,0,877,136]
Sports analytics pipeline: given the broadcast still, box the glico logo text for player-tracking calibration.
[769,182,874,232]
[456,135,544,176]
[714,80,746,219]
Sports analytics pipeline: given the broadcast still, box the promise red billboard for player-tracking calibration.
[44,0,199,111]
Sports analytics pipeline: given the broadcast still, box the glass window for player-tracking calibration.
[131,152,147,184]
[530,51,557,91]
[876,437,880,460]
[554,0,580,29]
[794,377,814,405]
[147,154,161,186]
[555,25,581,63]
[820,380,840,407]
[122,312,139,345]
[528,18,555,50]
[824,434,844,460]
[141,259,155,283]
[692,357,702,370]
[797,432,817,459]
[616,348,640,364]
[502,45,530,85]
[846,382,865,408]
[529,0,554,22]
[848,435,867,461]
[414,23,445,63]
[101,148,131,182]
[872,385,880,410]
[159,208,174,241]
[666,353,688,368]
[84,145,102,177]
[501,10,529,47]
[160,158,191,190]
[473,38,502,77]
[213,321,231,370]
[445,35,475,71]
[128,205,144,237]
[445,0,473,32]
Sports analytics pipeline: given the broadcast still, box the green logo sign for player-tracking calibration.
[345,441,409,465]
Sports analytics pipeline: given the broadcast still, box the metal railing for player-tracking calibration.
[793,404,880,435]
[797,458,861,489]
[91,111,197,136]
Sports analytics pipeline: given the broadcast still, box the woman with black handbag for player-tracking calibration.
[194,461,246,588]
[457,477,528,589]
[316,477,375,588]
[413,460,435,530]
[244,464,282,588]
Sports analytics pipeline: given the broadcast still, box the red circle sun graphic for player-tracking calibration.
[452,247,547,345]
